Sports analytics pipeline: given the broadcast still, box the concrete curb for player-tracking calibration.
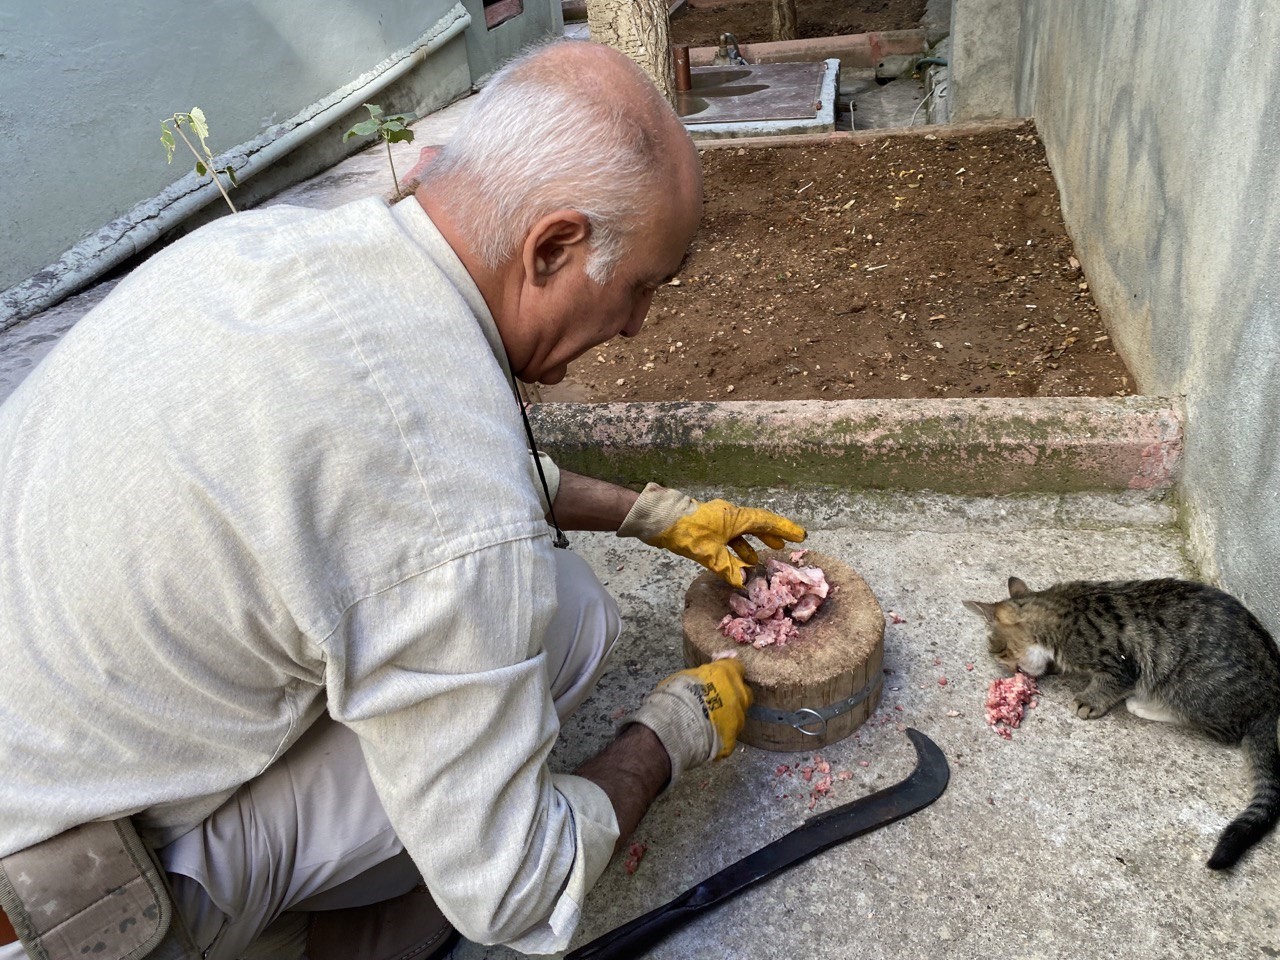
[529,396,1183,494]
[695,116,1028,149]
[686,28,926,74]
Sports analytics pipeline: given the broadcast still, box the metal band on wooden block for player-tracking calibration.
[748,672,883,737]
[682,550,885,751]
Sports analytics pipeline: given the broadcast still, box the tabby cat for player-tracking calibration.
[964,576,1280,870]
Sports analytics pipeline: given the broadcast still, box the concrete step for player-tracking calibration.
[531,395,1182,495]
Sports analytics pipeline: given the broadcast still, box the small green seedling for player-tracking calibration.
[344,103,417,196]
[161,108,239,213]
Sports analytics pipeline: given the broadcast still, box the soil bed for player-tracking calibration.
[543,123,1134,403]
[668,0,926,46]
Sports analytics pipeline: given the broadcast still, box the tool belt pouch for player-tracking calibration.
[0,819,179,960]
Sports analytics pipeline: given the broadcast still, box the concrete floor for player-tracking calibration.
[453,490,1279,960]
[566,19,932,134]
[845,74,929,130]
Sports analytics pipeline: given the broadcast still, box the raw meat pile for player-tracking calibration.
[985,671,1039,739]
[718,555,830,649]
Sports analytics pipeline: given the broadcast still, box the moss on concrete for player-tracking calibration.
[546,443,1125,494]
[530,398,1182,496]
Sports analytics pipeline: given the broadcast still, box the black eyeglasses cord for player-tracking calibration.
[517,391,570,550]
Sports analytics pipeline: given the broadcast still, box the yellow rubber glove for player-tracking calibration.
[626,658,752,785]
[617,483,807,587]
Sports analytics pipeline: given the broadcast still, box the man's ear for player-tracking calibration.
[522,210,591,287]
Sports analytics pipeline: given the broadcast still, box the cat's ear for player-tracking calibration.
[963,600,998,623]
[1008,577,1031,598]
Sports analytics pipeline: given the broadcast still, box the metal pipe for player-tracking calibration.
[674,46,692,92]
[0,4,472,333]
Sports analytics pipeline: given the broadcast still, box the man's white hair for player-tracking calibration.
[423,41,669,283]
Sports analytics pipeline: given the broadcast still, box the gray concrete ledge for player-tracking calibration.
[530,396,1183,494]
[695,115,1026,149]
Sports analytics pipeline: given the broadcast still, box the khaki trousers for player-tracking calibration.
[123,549,615,960]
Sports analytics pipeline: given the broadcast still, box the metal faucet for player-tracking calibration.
[712,32,748,67]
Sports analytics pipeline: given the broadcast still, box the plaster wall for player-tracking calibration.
[947,0,1024,121]
[0,0,553,297]
[462,0,565,85]
[1014,1,1280,624]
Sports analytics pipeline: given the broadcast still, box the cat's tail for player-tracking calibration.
[1207,715,1280,870]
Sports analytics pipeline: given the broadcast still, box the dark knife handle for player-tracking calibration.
[563,809,875,960]
[565,730,948,960]
[564,889,704,960]
[569,817,826,960]
[565,824,825,960]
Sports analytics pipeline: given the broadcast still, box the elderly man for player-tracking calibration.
[0,39,804,960]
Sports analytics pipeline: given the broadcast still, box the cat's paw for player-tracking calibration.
[1073,698,1109,720]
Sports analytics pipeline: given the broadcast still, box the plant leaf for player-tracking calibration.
[161,125,175,163]
[195,161,207,176]
[345,118,381,138]
[223,166,239,187]
[383,128,415,144]
[188,107,210,142]
[363,103,384,118]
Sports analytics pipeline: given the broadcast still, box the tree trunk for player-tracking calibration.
[587,0,676,105]
[771,0,797,41]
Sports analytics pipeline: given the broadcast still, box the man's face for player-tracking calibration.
[510,164,702,386]
[533,210,697,385]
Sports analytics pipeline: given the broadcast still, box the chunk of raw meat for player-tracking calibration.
[718,559,829,648]
[764,558,830,600]
[985,671,1039,739]
[790,593,823,623]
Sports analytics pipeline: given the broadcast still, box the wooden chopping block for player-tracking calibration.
[682,549,884,751]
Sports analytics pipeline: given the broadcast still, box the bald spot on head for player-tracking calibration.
[417,39,701,288]
[511,42,675,136]
[500,41,701,223]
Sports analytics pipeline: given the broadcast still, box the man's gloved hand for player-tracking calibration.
[626,658,752,786]
[618,483,806,587]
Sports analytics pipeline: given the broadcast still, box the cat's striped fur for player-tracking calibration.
[965,577,1280,870]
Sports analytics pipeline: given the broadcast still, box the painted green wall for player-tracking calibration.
[0,0,559,301]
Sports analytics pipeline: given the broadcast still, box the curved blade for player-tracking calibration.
[567,728,949,960]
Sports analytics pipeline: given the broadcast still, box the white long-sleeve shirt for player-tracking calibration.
[0,196,616,952]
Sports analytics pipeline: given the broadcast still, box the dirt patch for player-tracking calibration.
[668,0,927,47]
[541,123,1134,403]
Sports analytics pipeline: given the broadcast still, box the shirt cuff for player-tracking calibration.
[502,773,618,955]
[615,483,695,543]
